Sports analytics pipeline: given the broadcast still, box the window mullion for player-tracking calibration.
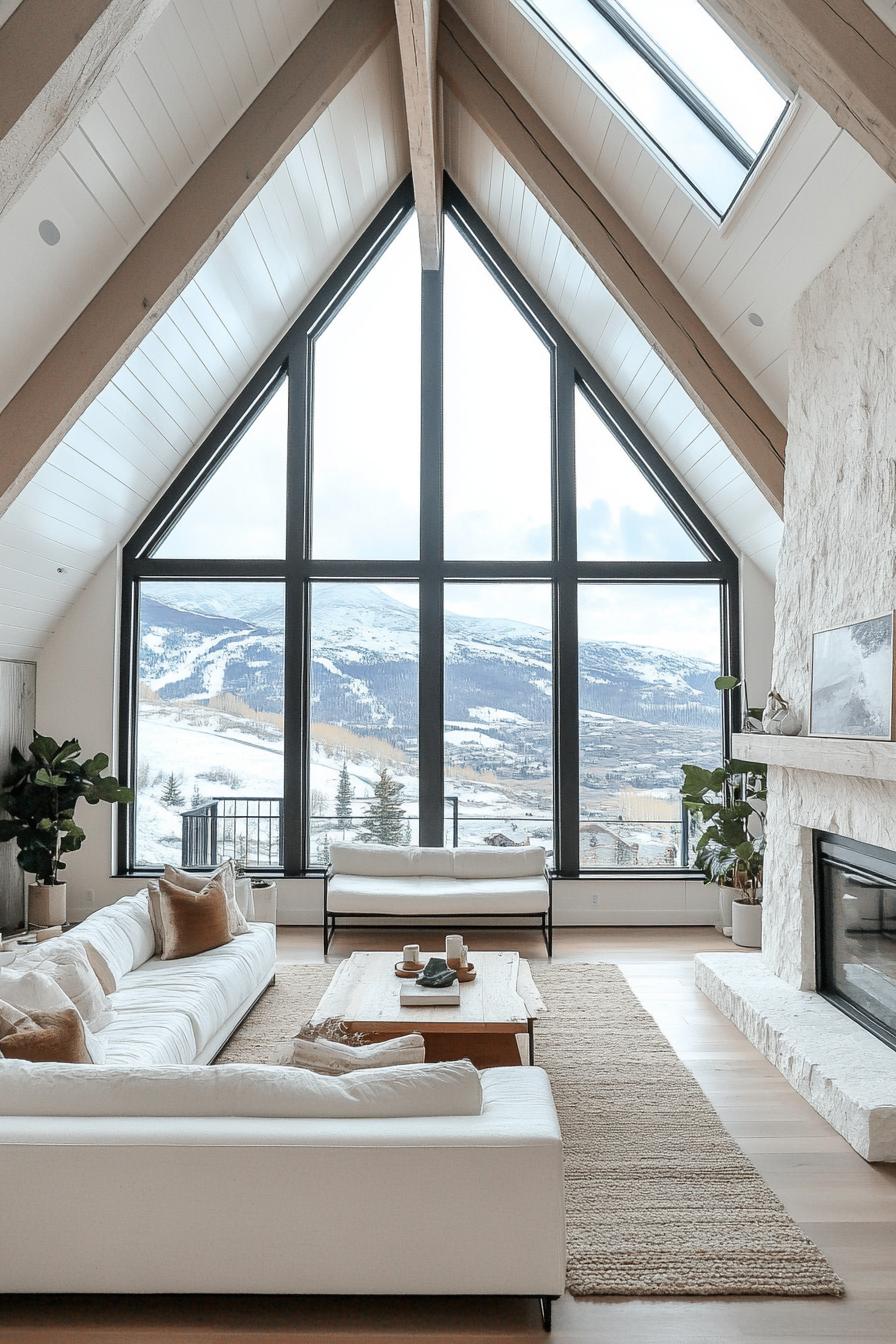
[283,338,311,876]
[554,341,580,876]
[418,265,445,847]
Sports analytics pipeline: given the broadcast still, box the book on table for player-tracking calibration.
[399,981,461,1007]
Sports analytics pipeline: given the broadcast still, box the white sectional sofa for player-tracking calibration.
[0,889,567,1324]
[324,843,553,954]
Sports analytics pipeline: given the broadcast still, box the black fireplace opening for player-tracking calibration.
[814,830,896,1051]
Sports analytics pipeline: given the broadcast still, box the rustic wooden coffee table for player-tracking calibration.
[311,951,544,1067]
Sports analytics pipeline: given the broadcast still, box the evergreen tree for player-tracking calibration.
[190,784,204,809]
[335,761,353,833]
[358,767,406,846]
[316,831,331,865]
[160,772,185,809]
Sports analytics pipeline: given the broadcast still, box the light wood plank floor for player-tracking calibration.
[4,926,895,1343]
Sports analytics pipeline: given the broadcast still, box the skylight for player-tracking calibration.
[518,0,789,218]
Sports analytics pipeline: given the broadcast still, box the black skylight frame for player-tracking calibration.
[521,0,791,221]
[118,174,740,879]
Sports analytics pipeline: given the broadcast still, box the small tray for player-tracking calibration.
[394,960,426,979]
[457,963,476,983]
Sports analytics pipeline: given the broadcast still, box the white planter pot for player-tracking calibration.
[732,899,762,948]
[28,882,66,928]
[718,886,735,937]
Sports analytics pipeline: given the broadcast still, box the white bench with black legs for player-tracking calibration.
[322,843,553,956]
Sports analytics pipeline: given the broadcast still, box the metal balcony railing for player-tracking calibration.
[180,794,688,869]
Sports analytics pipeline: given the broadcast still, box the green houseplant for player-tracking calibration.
[680,754,767,946]
[0,733,132,927]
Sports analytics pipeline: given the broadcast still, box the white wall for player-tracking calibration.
[36,543,778,926]
[740,555,775,712]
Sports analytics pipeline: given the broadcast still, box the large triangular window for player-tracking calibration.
[120,180,737,881]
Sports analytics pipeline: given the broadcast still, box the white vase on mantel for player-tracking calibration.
[731,898,762,948]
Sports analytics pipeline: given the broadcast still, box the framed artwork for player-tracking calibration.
[809,612,895,740]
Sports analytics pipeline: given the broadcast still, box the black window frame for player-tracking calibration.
[118,173,739,879]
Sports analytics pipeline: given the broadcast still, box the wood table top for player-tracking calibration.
[312,950,544,1035]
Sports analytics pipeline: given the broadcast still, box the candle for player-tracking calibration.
[445,934,464,962]
[403,943,420,967]
[460,944,469,968]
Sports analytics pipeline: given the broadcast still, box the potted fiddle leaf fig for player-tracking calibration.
[680,756,767,947]
[0,733,132,927]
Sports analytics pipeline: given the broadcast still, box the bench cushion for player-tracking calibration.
[326,874,549,915]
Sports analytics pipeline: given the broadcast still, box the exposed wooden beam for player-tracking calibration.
[438,5,786,513]
[394,0,443,267]
[0,0,170,218]
[0,0,394,515]
[710,0,896,184]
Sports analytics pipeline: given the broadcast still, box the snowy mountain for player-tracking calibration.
[139,582,719,734]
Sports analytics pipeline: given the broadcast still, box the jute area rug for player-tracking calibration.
[217,961,843,1299]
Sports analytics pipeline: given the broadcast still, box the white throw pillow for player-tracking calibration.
[69,892,156,982]
[275,1032,426,1075]
[452,845,547,879]
[0,968,105,1063]
[16,939,114,1032]
[163,861,249,938]
[0,1058,482,1118]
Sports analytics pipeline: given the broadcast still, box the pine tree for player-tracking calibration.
[316,831,331,865]
[335,761,353,833]
[358,767,406,846]
[160,771,185,809]
[190,784,204,809]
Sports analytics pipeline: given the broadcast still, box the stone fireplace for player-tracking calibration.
[695,194,896,1161]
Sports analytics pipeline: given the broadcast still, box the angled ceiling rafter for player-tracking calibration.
[0,0,170,220]
[709,0,896,184]
[0,0,395,516]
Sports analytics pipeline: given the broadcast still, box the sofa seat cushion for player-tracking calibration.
[109,924,275,1055]
[326,874,549,915]
[97,1006,198,1067]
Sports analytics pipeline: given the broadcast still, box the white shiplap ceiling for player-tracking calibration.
[0,31,408,659]
[0,0,893,661]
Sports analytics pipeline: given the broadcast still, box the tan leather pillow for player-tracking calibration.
[151,876,232,961]
[162,860,249,937]
[0,1004,92,1063]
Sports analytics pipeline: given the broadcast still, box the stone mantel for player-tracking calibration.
[732,732,896,784]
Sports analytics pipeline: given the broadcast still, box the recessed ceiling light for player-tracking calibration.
[38,219,61,246]
[747,311,764,327]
